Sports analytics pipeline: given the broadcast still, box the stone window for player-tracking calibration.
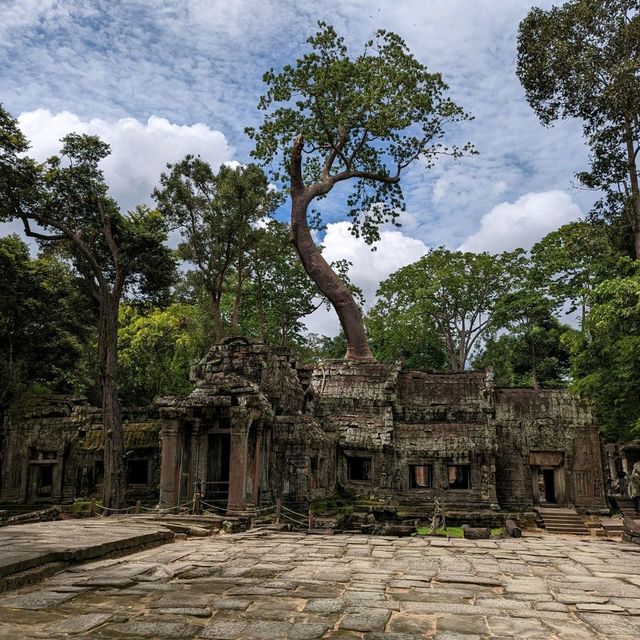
[409,465,433,489]
[126,459,149,485]
[447,464,471,490]
[347,456,372,482]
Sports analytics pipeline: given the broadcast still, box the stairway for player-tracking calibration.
[535,506,590,535]
[614,496,640,520]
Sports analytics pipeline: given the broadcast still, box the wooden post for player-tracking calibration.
[90,498,96,517]
[193,492,201,515]
[276,497,282,524]
[135,500,141,514]
[308,508,315,530]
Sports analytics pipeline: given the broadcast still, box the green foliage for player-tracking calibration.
[154,159,280,338]
[0,235,95,414]
[118,303,210,405]
[366,304,447,370]
[565,273,640,441]
[474,318,571,389]
[490,289,570,389]
[247,22,474,244]
[299,332,349,362]
[530,221,628,321]
[374,248,526,370]
[517,1,640,255]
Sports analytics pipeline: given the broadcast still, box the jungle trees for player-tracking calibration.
[248,23,474,359]
[517,0,640,257]
[0,106,175,509]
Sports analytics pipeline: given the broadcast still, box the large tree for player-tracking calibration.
[0,107,175,509]
[517,0,640,257]
[530,220,625,324]
[154,159,280,342]
[247,23,474,359]
[564,273,640,441]
[475,300,571,389]
[374,248,526,370]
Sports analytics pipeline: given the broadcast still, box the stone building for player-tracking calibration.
[0,396,160,506]
[0,338,606,520]
[153,338,605,520]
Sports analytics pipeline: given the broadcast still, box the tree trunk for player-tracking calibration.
[212,294,223,343]
[99,294,126,511]
[529,336,539,390]
[623,121,640,260]
[291,194,373,360]
[230,257,243,336]
[256,271,265,342]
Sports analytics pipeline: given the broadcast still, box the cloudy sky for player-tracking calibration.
[1,0,592,334]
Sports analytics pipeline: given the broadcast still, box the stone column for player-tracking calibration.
[188,418,201,499]
[251,424,263,507]
[226,408,251,515]
[159,419,181,508]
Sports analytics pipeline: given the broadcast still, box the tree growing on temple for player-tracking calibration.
[0,106,175,509]
[247,23,474,359]
[517,0,640,258]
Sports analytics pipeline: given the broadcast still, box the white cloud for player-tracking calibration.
[17,109,234,211]
[305,221,429,335]
[458,191,583,254]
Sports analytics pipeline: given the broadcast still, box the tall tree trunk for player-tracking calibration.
[256,271,265,342]
[212,294,223,343]
[230,257,243,336]
[529,335,539,390]
[290,193,373,360]
[623,120,640,259]
[99,294,125,511]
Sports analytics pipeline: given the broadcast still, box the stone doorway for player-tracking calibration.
[530,451,566,506]
[205,432,230,502]
[542,468,556,504]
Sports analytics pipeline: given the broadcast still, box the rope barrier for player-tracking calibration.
[281,505,308,518]
[281,513,308,528]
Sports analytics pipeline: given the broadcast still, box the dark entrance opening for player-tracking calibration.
[206,432,230,501]
[543,469,557,504]
[347,456,372,481]
[37,465,54,497]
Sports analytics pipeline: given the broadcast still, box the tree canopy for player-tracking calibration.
[517,0,640,257]
[374,248,526,370]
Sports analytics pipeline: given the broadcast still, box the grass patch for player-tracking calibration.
[416,526,464,538]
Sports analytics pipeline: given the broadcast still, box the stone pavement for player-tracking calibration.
[1,530,640,639]
[0,519,174,592]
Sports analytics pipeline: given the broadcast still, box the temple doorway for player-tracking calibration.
[205,432,230,502]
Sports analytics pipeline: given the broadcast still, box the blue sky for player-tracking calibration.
[1,0,593,333]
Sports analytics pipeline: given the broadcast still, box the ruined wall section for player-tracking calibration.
[393,371,498,510]
[189,337,305,416]
[269,415,336,507]
[494,389,605,511]
[1,397,160,504]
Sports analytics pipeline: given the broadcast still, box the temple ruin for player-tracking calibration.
[0,337,607,523]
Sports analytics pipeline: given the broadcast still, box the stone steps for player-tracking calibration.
[536,507,590,535]
[614,497,640,520]
[600,518,625,536]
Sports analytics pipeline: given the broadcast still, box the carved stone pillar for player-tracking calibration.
[226,409,250,515]
[159,419,181,508]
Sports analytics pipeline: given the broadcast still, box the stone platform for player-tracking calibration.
[1,530,640,638]
[0,518,174,593]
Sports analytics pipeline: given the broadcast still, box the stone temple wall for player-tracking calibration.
[493,389,605,511]
[0,396,160,505]
[0,341,606,519]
